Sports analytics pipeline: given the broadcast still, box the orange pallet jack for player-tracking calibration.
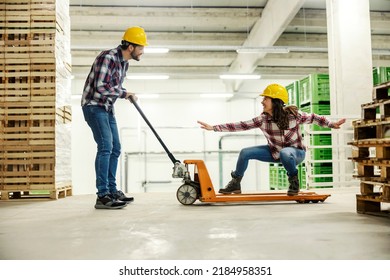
[130,97,331,206]
[176,159,330,205]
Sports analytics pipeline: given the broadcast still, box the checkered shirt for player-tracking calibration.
[81,46,128,112]
[213,112,334,160]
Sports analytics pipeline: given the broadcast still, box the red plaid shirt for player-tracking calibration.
[213,112,334,160]
[81,46,128,112]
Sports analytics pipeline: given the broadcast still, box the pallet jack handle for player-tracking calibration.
[129,96,188,178]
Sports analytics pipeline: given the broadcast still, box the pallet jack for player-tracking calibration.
[130,97,331,205]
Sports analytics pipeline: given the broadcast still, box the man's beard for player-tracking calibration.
[131,50,140,61]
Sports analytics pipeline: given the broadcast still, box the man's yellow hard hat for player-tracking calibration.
[122,26,148,46]
[260,84,288,104]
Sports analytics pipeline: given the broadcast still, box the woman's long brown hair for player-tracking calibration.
[271,99,299,130]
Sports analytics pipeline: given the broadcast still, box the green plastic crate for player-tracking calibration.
[269,164,278,189]
[310,125,331,132]
[277,166,289,189]
[311,163,332,174]
[299,73,330,106]
[310,135,332,146]
[300,103,330,115]
[298,164,306,189]
[270,163,307,190]
[373,67,390,86]
[311,148,332,160]
[310,163,333,185]
[313,177,333,183]
[286,81,299,107]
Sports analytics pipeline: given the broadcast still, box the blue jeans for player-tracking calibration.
[234,145,305,178]
[82,106,121,197]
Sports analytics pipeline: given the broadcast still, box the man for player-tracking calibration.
[81,26,148,209]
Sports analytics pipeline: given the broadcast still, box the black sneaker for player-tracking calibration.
[95,194,127,209]
[113,190,134,203]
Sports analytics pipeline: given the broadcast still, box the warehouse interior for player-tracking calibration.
[1,0,390,265]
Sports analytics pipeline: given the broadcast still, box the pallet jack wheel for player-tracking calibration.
[176,183,199,205]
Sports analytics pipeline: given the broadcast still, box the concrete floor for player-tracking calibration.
[0,186,389,260]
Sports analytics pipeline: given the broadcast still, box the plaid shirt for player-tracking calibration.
[213,112,334,160]
[81,46,128,112]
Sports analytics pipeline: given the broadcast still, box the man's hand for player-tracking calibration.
[126,92,138,103]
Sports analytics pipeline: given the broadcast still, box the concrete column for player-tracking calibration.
[326,0,373,116]
[326,0,373,187]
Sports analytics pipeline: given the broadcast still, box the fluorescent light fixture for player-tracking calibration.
[237,47,290,54]
[200,93,234,98]
[219,74,261,80]
[138,94,160,99]
[127,75,170,80]
[144,47,170,54]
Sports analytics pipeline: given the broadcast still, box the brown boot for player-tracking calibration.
[287,175,300,196]
[219,172,242,194]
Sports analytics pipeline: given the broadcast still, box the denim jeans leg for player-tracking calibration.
[82,106,113,197]
[107,112,121,194]
[235,145,277,177]
[279,147,306,177]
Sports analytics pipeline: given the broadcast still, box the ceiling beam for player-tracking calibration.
[70,6,261,32]
[225,0,305,92]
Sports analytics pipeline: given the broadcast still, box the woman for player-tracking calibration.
[198,84,346,196]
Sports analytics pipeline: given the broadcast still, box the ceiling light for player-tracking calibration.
[237,47,290,54]
[219,74,261,80]
[126,75,170,80]
[200,93,234,98]
[144,47,170,54]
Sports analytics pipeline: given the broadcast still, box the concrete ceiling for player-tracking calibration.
[69,0,390,98]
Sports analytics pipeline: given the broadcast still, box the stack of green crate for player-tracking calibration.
[299,73,333,187]
[286,81,299,107]
[373,67,390,86]
[299,73,330,107]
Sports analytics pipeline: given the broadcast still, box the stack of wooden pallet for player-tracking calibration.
[0,0,72,200]
[349,81,390,216]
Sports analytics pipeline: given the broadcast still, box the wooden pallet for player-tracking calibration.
[352,119,390,140]
[361,99,390,121]
[0,184,72,200]
[372,81,390,102]
[356,194,390,217]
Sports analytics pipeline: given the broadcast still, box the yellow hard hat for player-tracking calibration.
[260,84,288,104]
[122,26,148,46]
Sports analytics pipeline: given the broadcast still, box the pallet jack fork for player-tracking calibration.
[129,97,331,206]
[176,159,331,205]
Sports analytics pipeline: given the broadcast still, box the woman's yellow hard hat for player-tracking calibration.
[260,84,288,104]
